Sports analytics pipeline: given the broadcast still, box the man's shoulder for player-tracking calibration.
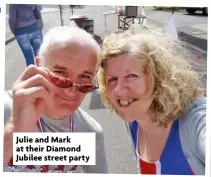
[73,107,103,133]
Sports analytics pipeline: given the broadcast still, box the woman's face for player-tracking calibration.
[105,53,152,121]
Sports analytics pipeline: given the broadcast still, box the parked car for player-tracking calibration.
[186,7,208,16]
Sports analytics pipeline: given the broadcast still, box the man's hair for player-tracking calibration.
[98,24,205,127]
[38,26,101,67]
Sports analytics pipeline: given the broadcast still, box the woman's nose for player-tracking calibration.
[114,79,128,96]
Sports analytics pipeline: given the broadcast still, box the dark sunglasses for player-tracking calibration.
[50,75,99,93]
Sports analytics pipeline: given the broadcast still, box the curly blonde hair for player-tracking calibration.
[98,25,205,127]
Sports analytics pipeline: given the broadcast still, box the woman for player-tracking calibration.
[98,25,206,175]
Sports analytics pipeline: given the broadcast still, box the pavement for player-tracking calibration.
[4,5,208,174]
[145,10,208,54]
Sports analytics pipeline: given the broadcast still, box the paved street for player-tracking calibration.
[4,5,208,173]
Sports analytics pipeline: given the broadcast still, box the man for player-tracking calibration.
[4,26,108,173]
[8,4,43,66]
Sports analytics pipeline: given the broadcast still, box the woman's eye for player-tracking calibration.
[125,74,139,82]
[107,77,117,83]
[126,74,138,78]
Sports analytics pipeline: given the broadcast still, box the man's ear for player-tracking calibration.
[34,56,41,66]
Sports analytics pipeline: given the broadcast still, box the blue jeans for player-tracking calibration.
[15,29,43,66]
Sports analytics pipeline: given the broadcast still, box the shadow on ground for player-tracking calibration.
[178,31,207,51]
[89,90,106,110]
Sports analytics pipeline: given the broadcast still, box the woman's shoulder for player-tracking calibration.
[178,96,206,149]
[188,96,206,108]
[178,96,206,173]
[179,96,206,127]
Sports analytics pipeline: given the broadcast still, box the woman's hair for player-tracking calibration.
[98,24,205,127]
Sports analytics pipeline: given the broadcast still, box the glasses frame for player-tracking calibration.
[50,74,99,93]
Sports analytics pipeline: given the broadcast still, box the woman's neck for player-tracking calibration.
[136,112,173,137]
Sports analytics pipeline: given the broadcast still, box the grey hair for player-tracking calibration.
[38,26,101,68]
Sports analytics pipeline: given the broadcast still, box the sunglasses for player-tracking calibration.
[49,75,99,93]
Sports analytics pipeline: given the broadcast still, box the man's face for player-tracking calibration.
[45,42,97,116]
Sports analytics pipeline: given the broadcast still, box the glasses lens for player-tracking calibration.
[51,75,72,88]
[50,75,99,92]
[79,85,98,93]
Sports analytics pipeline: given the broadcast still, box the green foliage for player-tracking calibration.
[6,4,8,13]
[153,6,185,12]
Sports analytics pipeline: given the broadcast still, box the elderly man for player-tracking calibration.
[4,26,108,173]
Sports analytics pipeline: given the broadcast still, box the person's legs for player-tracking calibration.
[30,29,43,57]
[15,33,35,66]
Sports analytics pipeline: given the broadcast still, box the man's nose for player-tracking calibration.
[64,84,80,96]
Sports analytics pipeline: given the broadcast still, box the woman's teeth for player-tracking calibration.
[118,98,137,106]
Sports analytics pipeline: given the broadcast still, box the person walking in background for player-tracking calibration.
[8,4,43,66]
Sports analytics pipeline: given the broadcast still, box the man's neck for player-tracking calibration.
[44,109,70,120]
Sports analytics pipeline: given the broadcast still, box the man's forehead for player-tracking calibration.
[48,43,97,59]
[45,47,97,64]
[44,40,98,74]
[62,40,95,52]
[52,64,95,75]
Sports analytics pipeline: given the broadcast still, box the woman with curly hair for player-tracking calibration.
[97,25,206,175]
